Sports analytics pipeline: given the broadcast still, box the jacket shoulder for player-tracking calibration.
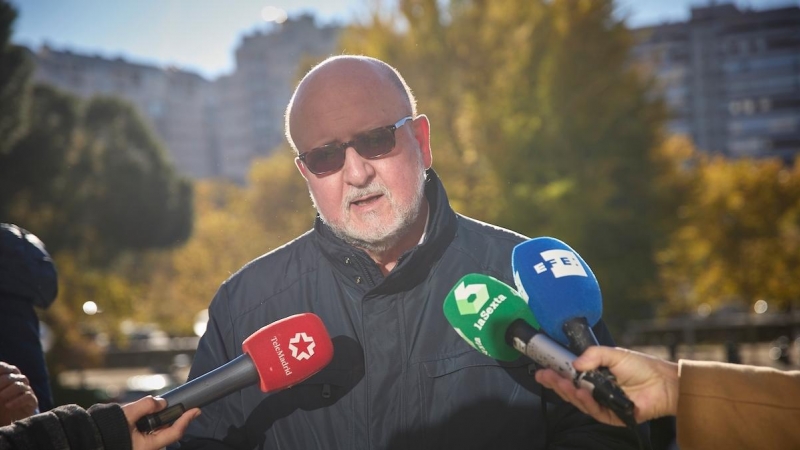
[454,214,528,250]
[217,230,317,315]
[456,214,528,241]
[447,214,529,280]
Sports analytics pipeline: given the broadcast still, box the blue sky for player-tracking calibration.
[10,0,798,80]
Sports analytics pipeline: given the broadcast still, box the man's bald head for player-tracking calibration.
[285,55,417,154]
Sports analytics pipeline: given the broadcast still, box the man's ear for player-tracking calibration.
[295,156,310,180]
[412,114,432,169]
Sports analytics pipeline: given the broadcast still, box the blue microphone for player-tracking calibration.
[511,237,603,355]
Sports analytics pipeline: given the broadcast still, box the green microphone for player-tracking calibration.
[442,273,540,361]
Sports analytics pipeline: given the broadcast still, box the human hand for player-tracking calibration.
[124,396,201,450]
[0,361,39,426]
[534,346,680,426]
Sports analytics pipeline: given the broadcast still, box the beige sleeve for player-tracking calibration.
[676,360,800,450]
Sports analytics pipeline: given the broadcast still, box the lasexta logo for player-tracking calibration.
[454,281,490,315]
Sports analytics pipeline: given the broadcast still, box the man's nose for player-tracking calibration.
[341,146,375,186]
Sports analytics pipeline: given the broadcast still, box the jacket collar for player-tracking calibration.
[313,169,458,295]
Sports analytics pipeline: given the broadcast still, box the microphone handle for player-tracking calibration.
[136,353,260,433]
[508,319,580,380]
[578,370,635,426]
[563,317,599,354]
[506,319,634,424]
[562,316,615,381]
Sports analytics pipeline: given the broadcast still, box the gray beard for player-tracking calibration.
[314,169,428,254]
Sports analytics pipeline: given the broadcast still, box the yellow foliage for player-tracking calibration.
[133,149,315,334]
[656,139,800,315]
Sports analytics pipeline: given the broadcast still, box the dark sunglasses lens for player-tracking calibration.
[355,128,395,158]
[306,146,344,174]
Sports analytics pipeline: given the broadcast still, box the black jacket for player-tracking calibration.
[178,170,647,449]
[0,224,58,411]
[0,403,130,450]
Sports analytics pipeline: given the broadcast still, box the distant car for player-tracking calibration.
[126,325,170,351]
[116,373,176,404]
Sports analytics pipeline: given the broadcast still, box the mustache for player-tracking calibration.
[344,183,389,205]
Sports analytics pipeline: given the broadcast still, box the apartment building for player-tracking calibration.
[632,3,800,160]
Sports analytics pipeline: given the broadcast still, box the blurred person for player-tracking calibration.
[177,55,646,449]
[535,345,800,449]
[0,395,200,450]
[0,224,58,412]
[0,363,37,426]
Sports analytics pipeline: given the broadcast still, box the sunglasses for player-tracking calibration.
[297,116,414,175]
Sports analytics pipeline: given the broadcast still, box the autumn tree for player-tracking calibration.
[656,137,800,314]
[341,0,667,328]
[0,89,193,264]
[135,148,314,335]
[83,97,193,253]
[0,0,31,154]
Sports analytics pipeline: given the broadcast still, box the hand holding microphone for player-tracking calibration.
[535,346,680,427]
[125,396,201,450]
[442,274,634,426]
[507,238,800,448]
[136,313,333,433]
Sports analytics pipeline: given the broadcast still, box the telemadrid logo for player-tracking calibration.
[288,332,316,360]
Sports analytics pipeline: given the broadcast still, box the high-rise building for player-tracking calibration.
[215,15,339,182]
[30,46,218,179]
[632,3,800,160]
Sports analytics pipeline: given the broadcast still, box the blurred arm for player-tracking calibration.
[677,360,800,449]
[0,397,199,450]
[536,346,800,449]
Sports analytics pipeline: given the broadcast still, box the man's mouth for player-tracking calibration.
[350,194,383,207]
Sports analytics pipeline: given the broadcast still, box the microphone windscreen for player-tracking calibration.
[512,237,601,346]
[443,273,539,361]
[242,313,333,392]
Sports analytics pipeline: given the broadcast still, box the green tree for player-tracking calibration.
[0,91,195,373]
[84,97,193,253]
[0,90,193,263]
[341,0,667,328]
[0,85,83,251]
[0,2,192,256]
[0,0,32,154]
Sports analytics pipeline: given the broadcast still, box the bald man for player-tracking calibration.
[177,56,645,450]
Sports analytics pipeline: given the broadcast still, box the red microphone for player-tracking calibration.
[136,313,333,432]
